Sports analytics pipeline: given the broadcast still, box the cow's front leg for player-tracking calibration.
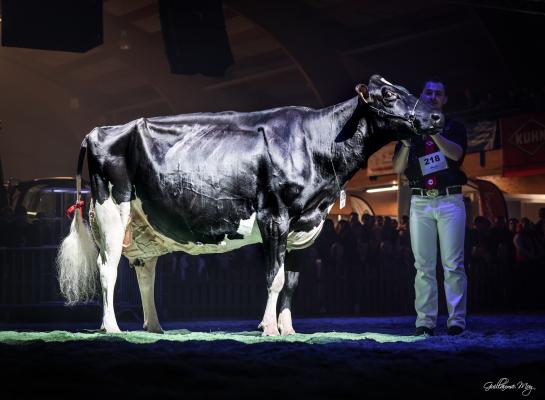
[257,212,289,337]
[277,250,301,335]
[133,257,163,334]
[278,269,299,336]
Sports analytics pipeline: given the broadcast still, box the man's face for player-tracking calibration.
[420,81,447,112]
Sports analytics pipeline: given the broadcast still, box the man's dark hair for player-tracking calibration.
[422,77,447,92]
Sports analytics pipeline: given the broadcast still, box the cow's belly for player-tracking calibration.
[123,198,262,259]
[122,199,330,260]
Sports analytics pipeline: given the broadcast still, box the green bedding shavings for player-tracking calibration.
[0,330,424,345]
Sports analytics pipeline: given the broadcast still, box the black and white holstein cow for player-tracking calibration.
[57,75,443,335]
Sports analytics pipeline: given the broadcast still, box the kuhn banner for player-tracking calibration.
[501,113,545,176]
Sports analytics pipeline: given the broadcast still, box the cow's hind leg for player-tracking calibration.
[278,251,300,336]
[133,257,163,333]
[95,198,130,333]
[257,212,288,337]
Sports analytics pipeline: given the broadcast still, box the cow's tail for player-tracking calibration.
[57,136,99,304]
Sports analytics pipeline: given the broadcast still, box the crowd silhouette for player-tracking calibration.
[1,206,544,318]
[153,207,545,318]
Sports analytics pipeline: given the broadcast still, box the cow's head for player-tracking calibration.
[356,75,444,138]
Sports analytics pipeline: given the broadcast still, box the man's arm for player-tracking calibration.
[431,133,463,161]
[393,140,411,174]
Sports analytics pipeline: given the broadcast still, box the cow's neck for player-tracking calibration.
[311,97,393,188]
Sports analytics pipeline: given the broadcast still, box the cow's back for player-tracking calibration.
[87,109,302,246]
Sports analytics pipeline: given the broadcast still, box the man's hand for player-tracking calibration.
[431,133,463,161]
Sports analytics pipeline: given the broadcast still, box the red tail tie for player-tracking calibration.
[67,200,85,218]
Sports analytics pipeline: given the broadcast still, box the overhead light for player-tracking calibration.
[366,185,398,193]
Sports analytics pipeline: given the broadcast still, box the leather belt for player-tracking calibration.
[411,186,462,197]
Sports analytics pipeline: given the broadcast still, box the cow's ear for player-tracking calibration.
[355,84,369,103]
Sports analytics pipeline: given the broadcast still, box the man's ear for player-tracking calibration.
[355,84,369,103]
[443,95,448,107]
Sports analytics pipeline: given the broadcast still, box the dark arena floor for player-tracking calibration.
[1,314,544,399]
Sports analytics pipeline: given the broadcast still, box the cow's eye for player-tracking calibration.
[382,87,397,101]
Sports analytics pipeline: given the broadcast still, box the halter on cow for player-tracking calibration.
[57,75,443,335]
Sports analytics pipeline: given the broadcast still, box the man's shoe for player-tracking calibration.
[447,326,464,336]
[415,326,434,336]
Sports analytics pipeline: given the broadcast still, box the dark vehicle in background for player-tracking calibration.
[0,177,90,247]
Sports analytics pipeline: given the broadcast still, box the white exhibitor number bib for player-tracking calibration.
[418,151,448,176]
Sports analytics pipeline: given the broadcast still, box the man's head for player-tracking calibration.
[494,216,506,228]
[349,212,360,225]
[421,79,448,112]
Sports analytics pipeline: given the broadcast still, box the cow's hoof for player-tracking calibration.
[261,325,280,336]
[258,321,280,336]
[278,309,295,336]
[280,327,296,336]
[101,321,121,333]
[262,328,280,337]
[144,324,164,334]
[101,326,122,334]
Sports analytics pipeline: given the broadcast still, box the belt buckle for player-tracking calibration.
[426,189,439,197]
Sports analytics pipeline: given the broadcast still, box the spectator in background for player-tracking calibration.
[333,220,358,269]
[331,219,359,313]
[371,215,383,258]
[513,218,544,264]
[380,216,396,255]
[315,218,338,314]
[315,218,336,270]
[361,213,372,232]
[535,207,545,240]
[489,216,514,262]
[398,215,410,247]
[349,212,361,231]
[349,212,369,265]
[360,214,373,253]
[508,218,519,236]
[469,216,492,265]
[537,218,545,258]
